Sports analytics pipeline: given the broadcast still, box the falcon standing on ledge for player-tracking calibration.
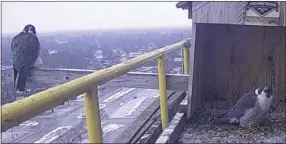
[11,24,40,92]
[214,85,274,131]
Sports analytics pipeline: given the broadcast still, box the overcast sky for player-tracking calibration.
[2,2,191,34]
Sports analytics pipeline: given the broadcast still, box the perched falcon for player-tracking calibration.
[11,24,40,92]
[214,85,274,131]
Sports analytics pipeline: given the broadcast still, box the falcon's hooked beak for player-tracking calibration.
[262,86,273,98]
[28,27,33,34]
[255,85,273,98]
[28,26,36,34]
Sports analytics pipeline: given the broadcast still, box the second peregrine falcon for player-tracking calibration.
[11,24,40,92]
[214,85,274,130]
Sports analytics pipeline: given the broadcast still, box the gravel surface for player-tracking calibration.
[178,100,286,143]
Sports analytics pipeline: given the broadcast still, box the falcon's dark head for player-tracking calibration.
[23,24,36,34]
[255,85,273,98]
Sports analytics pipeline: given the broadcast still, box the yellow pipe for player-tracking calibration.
[1,39,187,132]
[183,47,190,75]
[158,55,169,129]
[84,86,103,143]
[183,42,191,96]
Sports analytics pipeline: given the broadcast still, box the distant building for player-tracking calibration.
[55,40,68,44]
[137,66,154,72]
[129,52,143,58]
[94,50,103,60]
[120,57,127,62]
[48,50,59,55]
[173,67,182,74]
[174,57,182,62]
[37,57,44,64]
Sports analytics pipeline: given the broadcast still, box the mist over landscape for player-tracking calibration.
[1,27,191,105]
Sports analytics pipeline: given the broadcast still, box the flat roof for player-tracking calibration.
[176,1,190,10]
[176,1,192,19]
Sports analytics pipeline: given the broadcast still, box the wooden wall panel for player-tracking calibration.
[194,24,286,101]
[186,24,201,119]
[190,1,286,26]
[191,2,247,25]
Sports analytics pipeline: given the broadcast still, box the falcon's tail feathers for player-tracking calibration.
[213,117,230,124]
[13,68,18,91]
[213,111,240,124]
[213,111,230,124]
[16,66,30,91]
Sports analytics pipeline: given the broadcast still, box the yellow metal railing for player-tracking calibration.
[1,38,191,143]
[183,47,190,74]
[158,55,169,129]
[183,41,191,96]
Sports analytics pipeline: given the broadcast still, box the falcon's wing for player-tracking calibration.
[11,32,26,62]
[227,92,258,118]
[12,33,40,70]
[26,34,40,65]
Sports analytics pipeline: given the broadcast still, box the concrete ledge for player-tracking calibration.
[136,92,186,144]
[137,121,162,143]
[155,112,185,144]
[178,96,188,114]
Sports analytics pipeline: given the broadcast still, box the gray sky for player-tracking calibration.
[2,2,191,34]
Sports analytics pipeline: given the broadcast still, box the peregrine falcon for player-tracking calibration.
[11,24,40,92]
[214,85,274,130]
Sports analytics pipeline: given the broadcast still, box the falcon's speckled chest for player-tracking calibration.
[257,94,273,111]
[239,94,273,127]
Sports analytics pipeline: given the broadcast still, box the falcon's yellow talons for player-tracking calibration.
[256,125,269,131]
[247,125,259,132]
[247,125,268,132]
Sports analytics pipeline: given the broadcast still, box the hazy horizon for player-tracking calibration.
[2,2,192,35]
[2,25,192,36]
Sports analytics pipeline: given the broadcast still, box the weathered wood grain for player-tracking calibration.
[191,2,247,25]
[192,2,209,11]
[3,68,189,91]
[186,24,201,120]
[181,1,286,26]
[280,2,286,26]
[195,23,286,101]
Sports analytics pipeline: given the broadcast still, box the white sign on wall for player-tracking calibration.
[245,1,280,26]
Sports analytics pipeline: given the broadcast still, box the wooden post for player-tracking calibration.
[186,24,199,120]
[84,86,103,143]
[158,55,169,129]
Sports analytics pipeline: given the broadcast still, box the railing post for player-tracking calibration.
[84,86,103,143]
[183,44,190,75]
[183,41,191,96]
[157,55,169,129]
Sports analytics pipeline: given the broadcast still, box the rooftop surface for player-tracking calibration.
[178,99,286,143]
[2,87,160,143]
